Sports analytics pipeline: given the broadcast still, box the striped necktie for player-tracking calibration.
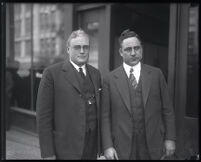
[129,68,137,89]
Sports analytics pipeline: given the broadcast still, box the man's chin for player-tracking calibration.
[77,60,88,66]
[130,61,140,66]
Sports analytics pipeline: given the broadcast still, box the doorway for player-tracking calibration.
[111,3,170,80]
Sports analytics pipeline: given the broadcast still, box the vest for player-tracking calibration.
[75,68,97,132]
[127,77,150,159]
[128,77,145,131]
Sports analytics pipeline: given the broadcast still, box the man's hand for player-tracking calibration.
[43,155,56,160]
[104,147,119,160]
[164,140,176,157]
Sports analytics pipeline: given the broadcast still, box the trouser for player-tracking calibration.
[129,129,150,160]
[81,128,97,160]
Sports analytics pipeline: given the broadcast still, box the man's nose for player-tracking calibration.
[130,48,136,56]
[80,47,84,54]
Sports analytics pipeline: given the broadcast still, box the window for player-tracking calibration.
[14,4,21,16]
[40,39,45,56]
[50,10,56,31]
[14,20,21,38]
[87,21,99,69]
[25,17,31,36]
[50,38,56,56]
[25,4,31,13]
[40,12,45,32]
[15,42,21,57]
[25,40,31,56]
[186,5,199,118]
[7,3,66,112]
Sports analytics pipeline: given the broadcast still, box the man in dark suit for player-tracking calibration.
[101,29,176,160]
[36,29,101,159]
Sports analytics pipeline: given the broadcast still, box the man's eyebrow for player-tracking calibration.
[125,45,140,48]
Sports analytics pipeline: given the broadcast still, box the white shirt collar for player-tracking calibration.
[123,62,141,83]
[69,59,86,76]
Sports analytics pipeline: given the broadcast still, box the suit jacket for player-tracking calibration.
[36,61,102,159]
[101,63,176,160]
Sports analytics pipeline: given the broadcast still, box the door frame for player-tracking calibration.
[75,4,112,76]
[168,3,199,158]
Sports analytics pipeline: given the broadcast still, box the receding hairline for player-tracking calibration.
[66,30,89,47]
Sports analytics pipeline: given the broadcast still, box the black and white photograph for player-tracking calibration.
[1,2,199,160]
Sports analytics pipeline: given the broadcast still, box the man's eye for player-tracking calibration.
[134,46,140,51]
[83,45,89,50]
[124,47,132,52]
[74,46,81,50]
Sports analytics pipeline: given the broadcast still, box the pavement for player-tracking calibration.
[6,126,106,160]
[6,126,42,160]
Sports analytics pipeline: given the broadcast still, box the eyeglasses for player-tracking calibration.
[72,45,89,52]
[123,46,141,53]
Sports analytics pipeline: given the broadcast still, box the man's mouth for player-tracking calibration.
[131,57,138,61]
[78,55,86,58]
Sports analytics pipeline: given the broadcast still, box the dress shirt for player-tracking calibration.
[123,62,141,84]
[70,59,86,76]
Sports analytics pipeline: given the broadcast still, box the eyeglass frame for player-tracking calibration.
[71,45,90,52]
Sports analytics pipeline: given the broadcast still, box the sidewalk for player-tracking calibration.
[6,126,42,160]
[6,126,106,160]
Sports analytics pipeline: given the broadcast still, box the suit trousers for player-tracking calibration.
[81,128,97,160]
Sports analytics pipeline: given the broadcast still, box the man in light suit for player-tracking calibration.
[36,29,101,159]
[101,29,176,160]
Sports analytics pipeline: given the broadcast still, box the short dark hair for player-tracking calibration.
[118,29,142,47]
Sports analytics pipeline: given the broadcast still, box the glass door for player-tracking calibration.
[77,7,105,69]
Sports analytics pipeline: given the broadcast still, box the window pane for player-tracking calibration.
[14,4,21,16]
[25,40,31,56]
[7,4,32,110]
[186,5,199,118]
[78,9,102,69]
[33,4,65,110]
[14,20,21,38]
[87,22,99,69]
[25,17,31,36]
[25,4,31,13]
[7,3,66,112]
[15,42,21,57]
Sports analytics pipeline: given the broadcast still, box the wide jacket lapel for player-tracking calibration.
[61,61,81,94]
[114,66,131,114]
[141,64,152,108]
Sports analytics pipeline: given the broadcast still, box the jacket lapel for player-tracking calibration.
[141,64,152,108]
[114,66,131,114]
[61,61,81,93]
[86,64,98,94]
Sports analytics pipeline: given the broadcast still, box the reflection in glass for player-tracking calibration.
[6,3,66,111]
[87,22,99,69]
[186,5,199,118]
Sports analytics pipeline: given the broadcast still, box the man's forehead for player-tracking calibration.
[71,36,89,42]
[122,37,141,46]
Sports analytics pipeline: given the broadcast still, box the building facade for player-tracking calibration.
[5,3,199,159]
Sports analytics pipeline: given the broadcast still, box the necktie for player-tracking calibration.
[79,67,85,79]
[129,68,137,89]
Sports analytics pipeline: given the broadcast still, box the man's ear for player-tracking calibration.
[119,48,123,57]
[67,47,70,54]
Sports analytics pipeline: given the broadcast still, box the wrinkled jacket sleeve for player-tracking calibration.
[36,68,55,158]
[101,75,113,151]
[159,69,176,141]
